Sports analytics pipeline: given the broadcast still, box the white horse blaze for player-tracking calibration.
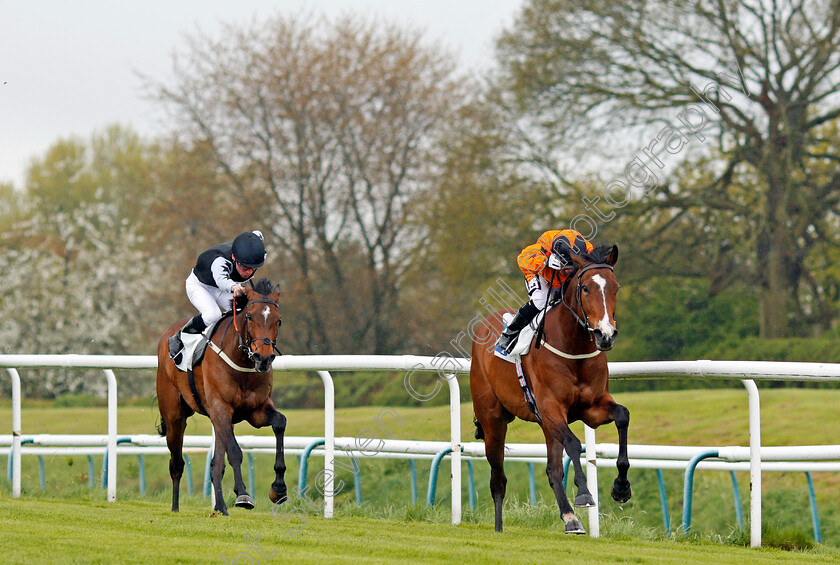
[591,274,615,337]
[262,306,270,322]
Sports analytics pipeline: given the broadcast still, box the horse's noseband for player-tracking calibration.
[560,263,615,337]
[236,298,283,363]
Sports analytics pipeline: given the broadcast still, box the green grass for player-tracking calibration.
[0,495,837,565]
[2,388,840,553]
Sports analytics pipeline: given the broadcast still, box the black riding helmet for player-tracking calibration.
[551,233,586,267]
[232,231,266,269]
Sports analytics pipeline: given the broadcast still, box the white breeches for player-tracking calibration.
[185,271,233,326]
[525,274,551,310]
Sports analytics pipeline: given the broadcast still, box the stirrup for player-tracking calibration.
[495,331,517,355]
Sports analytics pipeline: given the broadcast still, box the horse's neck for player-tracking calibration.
[545,296,592,353]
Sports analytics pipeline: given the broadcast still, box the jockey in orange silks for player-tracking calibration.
[495,229,594,354]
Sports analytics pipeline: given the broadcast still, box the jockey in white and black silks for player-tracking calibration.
[168,230,266,359]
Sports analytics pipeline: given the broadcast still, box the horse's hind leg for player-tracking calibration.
[478,413,510,533]
[157,379,190,512]
[248,403,288,505]
[165,414,188,512]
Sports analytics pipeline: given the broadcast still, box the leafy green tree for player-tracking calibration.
[496,0,840,338]
[147,13,466,354]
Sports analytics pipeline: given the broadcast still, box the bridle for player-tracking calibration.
[228,298,283,363]
[558,263,616,339]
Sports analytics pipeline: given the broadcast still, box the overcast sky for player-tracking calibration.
[0,0,522,189]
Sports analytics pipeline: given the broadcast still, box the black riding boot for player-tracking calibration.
[495,302,540,354]
[168,315,207,362]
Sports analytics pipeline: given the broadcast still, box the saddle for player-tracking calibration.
[493,309,547,363]
[170,311,232,372]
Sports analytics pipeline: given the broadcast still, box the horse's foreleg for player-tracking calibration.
[221,427,253,510]
[248,403,288,505]
[268,409,288,505]
[610,403,632,503]
[544,424,586,534]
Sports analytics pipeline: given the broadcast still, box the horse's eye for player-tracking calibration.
[245,314,252,321]
[581,285,589,293]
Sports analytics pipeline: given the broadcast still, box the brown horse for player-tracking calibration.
[470,244,630,533]
[156,278,286,515]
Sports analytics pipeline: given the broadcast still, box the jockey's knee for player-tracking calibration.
[202,310,223,326]
[531,290,549,310]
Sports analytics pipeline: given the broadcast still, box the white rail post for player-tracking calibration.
[317,370,335,518]
[584,424,599,537]
[742,379,761,547]
[8,368,21,498]
[104,369,117,502]
[446,372,461,525]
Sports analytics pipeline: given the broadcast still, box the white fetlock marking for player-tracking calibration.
[562,511,577,523]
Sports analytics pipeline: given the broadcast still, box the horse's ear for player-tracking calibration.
[234,292,248,310]
[606,244,619,266]
[571,253,588,269]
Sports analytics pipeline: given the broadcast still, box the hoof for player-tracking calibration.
[564,519,586,535]
[611,477,632,503]
[214,507,229,516]
[269,486,288,505]
[235,494,255,509]
[574,493,596,508]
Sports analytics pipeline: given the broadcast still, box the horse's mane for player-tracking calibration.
[252,278,276,296]
[581,244,614,265]
[233,278,279,310]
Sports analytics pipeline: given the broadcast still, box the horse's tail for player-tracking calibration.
[473,416,484,440]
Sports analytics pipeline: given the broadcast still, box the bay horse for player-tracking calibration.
[156,278,286,515]
[470,244,630,533]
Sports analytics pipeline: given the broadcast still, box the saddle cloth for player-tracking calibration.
[172,317,226,372]
[493,309,547,363]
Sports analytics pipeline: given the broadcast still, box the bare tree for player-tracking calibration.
[497,0,840,337]
[148,13,464,353]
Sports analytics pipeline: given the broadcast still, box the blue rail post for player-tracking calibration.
[467,460,475,511]
[87,455,95,489]
[730,471,743,530]
[103,438,133,490]
[805,472,821,544]
[184,454,193,495]
[410,459,418,505]
[298,439,326,493]
[562,455,570,490]
[38,455,45,489]
[353,458,362,506]
[138,455,145,495]
[247,452,254,495]
[203,445,213,498]
[527,462,537,507]
[681,450,719,533]
[427,447,453,506]
[656,469,670,535]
